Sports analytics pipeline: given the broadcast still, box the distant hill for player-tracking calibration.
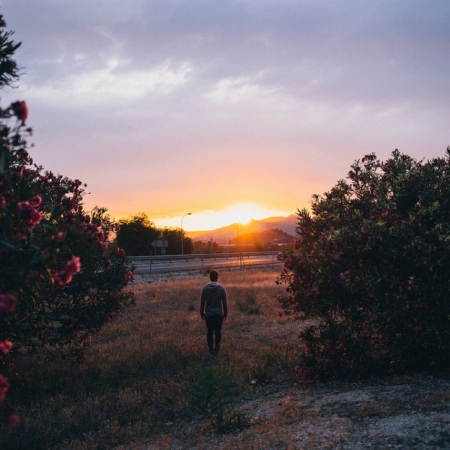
[231,228,294,246]
[187,214,297,244]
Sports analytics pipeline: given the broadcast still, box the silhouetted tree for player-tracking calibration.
[161,227,193,254]
[116,213,159,256]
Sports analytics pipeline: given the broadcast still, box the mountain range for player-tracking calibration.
[186,214,297,244]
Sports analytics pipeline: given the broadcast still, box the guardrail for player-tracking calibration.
[128,251,279,262]
[128,251,281,273]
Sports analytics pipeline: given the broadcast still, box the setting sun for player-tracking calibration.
[152,203,291,231]
[220,203,281,226]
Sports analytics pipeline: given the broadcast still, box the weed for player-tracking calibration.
[237,291,261,315]
[249,347,292,384]
[188,363,250,433]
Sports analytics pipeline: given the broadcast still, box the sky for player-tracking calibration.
[1,0,450,231]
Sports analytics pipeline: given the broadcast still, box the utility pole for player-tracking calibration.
[181,212,191,255]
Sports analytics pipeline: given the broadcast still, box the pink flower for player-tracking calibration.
[11,100,28,123]
[0,292,17,313]
[304,342,311,356]
[30,195,42,207]
[0,340,13,356]
[66,256,81,273]
[4,411,20,428]
[6,60,17,72]
[381,211,389,218]
[276,252,284,262]
[53,256,81,285]
[339,272,346,280]
[0,375,10,403]
[17,201,42,228]
[284,257,294,270]
[125,271,135,283]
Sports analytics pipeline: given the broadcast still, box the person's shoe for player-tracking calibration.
[209,349,215,356]
[214,345,220,354]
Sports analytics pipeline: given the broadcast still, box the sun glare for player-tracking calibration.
[151,203,290,231]
[222,203,270,226]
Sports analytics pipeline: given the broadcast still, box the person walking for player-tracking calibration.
[200,270,228,355]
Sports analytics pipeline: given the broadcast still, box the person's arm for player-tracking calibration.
[200,288,205,319]
[222,287,228,320]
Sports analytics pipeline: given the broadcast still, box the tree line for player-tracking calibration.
[115,213,193,256]
[116,214,295,256]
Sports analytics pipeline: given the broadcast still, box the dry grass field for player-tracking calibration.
[1,267,450,449]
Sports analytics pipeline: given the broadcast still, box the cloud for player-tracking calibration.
[20,59,192,107]
[204,74,278,105]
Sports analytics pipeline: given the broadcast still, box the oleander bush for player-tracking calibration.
[0,13,134,426]
[277,149,450,381]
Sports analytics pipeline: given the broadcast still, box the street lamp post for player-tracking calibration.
[181,212,191,255]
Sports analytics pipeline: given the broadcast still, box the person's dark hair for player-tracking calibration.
[209,270,219,281]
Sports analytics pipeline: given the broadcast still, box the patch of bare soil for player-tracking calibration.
[143,374,450,450]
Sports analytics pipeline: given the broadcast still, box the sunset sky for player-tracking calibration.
[2,1,449,231]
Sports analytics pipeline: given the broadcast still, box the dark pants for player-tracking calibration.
[205,315,223,353]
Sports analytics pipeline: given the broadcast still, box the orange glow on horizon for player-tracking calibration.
[150,203,292,231]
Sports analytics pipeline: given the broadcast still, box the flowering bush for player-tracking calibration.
[277,149,450,381]
[0,14,25,427]
[0,14,134,424]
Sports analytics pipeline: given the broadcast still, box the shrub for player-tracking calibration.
[1,154,136,352]
[0,13,30,427]
[188,364,250,433]
[0,12,134,426]
[0,121,135,358]
[277,149,450,381]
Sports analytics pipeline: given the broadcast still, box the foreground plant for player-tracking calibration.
[189,364,250,433]
[0,12,134,425]
[278,149,450,381]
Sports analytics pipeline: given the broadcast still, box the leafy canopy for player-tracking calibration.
[278,149,450,381]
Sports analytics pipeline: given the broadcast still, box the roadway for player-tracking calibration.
[129,252,281,275]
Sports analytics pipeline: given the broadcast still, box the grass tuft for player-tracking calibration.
[237,290,261,314]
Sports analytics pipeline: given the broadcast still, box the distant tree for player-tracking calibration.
[161,227,193,255]
[277,149,450,382]
[116,213,159,256]
[192,239,221,254]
